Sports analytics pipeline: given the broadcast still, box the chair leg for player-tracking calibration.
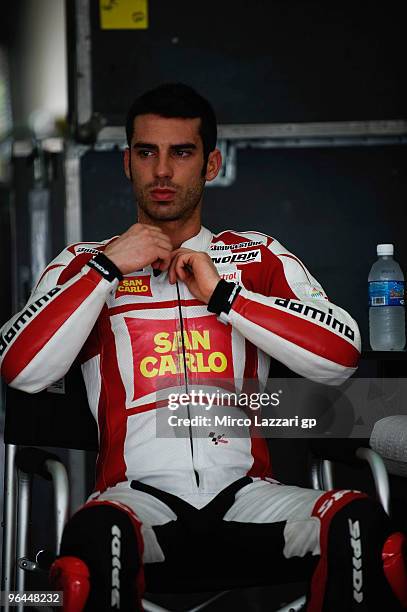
[310,457,333,490]
[16,469,32,612]
[1,444,18,612]
[321,459,334,490]
[44,458,69,553]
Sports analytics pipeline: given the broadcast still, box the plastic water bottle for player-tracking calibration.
[368,244,405,350]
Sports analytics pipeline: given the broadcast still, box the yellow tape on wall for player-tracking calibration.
[99,0,148,30]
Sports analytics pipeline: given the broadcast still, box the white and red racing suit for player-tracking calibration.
[0,225,360,502]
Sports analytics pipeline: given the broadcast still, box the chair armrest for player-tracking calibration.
[15,447,69,553]
[309,439,390,515]
[15,447,61,479]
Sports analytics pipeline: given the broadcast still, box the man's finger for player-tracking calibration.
[134,224,172,246]
[153,237,173,252]
[174,253,193,281]
[155,248,172,271]
[169,247,193,261]
[168,252,189,283]
[168,252,181,283]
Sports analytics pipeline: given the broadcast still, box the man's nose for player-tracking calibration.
[154,154,173,179]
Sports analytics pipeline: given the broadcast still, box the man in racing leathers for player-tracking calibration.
[1,83,406,611]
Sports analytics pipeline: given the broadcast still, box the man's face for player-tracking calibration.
[125,114,208,223]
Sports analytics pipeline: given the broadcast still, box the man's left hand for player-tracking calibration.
[168,249,220,304]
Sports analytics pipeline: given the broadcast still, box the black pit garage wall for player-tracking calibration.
[67,1,406,126]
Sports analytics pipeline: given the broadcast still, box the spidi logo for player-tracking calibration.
[111,524,121,608]
[349,519,363,603]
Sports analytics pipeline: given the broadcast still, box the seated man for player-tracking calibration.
[1,83,406,611]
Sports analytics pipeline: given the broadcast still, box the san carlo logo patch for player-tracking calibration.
[116,276,153,298]
[123,316,234,403]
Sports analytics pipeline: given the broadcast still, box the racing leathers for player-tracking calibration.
[3,226,406,611]
[0,226,360,500]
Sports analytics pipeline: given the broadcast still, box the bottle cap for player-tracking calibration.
[377,244,394,256]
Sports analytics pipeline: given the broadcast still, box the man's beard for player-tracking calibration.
[135,179,205,222]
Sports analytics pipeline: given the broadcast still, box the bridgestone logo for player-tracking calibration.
[111,524,121,609]
[211,249,261,265]
[349,519,363,603]
[210,240,263,251]
[0,287,61,357]
[274,298,355,341]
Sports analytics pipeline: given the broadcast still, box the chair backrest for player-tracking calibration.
[4,362,98,451]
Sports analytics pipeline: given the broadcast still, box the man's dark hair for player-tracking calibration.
[125,83,217,167]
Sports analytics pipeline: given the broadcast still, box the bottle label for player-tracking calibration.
[368,281,405,306]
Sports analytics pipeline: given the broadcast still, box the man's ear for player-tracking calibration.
[205,148,222,182]
[123,147,131,180]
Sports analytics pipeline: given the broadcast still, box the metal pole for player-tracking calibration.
[321,459,334,490]
[15,470,31,612]
[1,444,17,612]
[45,459,69,553]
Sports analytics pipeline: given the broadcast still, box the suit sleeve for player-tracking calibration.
[0,243,118,393]
[223,239,361,385]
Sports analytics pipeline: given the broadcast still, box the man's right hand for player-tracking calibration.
[103,224,173,275]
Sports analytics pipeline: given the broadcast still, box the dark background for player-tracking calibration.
[79,1,406,125]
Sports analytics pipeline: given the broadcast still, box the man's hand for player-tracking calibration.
[168,248,221,304]
[104,224,173,275]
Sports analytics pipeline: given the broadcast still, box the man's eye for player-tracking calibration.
[174,150,190,157]
[137,150,154,158]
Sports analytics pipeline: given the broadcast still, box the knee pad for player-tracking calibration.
[308,490,404,611]
[49,556,90,612]
[59,501,144,611]
[383,532,407,608]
